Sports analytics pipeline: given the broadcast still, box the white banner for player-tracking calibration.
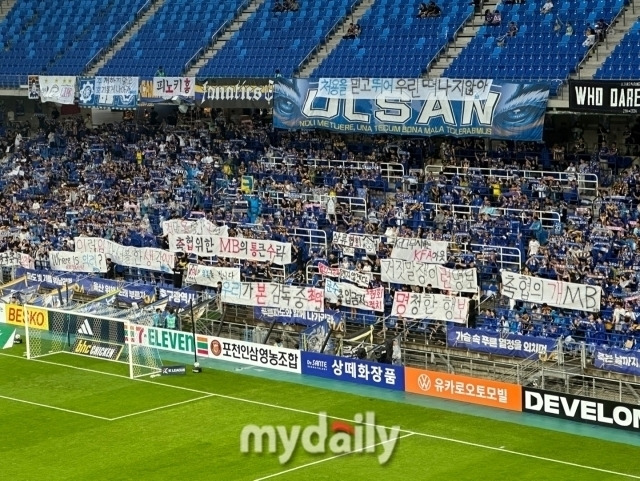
[391,291,469,322]
[74,237,175,272]
[500,271,602,312]
[0,251,34,269]
[221,282,324,312]
[38,76,76,104]
[184,264,240,287]
[162,219,229,237]
[381,260,477,293]
[318,263,371,288]
[152,77,196,99]
[168,234,291,265]
[390,238,448,263]
[332,232,379,254]
[324,279,384,312]
[48,251,107,273]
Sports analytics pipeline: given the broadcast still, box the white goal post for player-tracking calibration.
[23,304,162,379]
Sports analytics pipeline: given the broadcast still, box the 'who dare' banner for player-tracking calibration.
[273,78,549,141]
[381,260,477,293]
[168,234,291,265]
[500,271,602,312]
[221,281,325,312]
[391,291,469,322]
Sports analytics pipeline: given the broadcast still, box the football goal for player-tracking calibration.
[24,304,162,379]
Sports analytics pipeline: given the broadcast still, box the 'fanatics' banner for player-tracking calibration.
[568,80,640,114]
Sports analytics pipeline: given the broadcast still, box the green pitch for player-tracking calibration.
[1,343,639,481]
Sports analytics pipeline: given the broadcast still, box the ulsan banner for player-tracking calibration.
[391,291,469,322]
[184,264,240,287]
[273,78,549,141]
[74,237,175,272]
[500,271,602,312]
[38,76,76,104]
[161,218,229,237]
[221,281,325,312]
[152,77,195,99]
[381,260,477,293]
[324,279,384,312]
[168,234,291,265]
[78,76,138,109]
[48,251,107,273]
[390,238,448,263]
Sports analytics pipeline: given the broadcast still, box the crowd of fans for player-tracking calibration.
[2,108,640,359]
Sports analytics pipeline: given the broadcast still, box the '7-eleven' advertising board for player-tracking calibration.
[126,325,300,374]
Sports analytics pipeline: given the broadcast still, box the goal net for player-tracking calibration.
[24,304,162,379]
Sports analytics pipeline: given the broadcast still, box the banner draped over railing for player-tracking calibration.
[78,76,138,109]
[38,76,76,104]
[390,238,448,263]
[74,237,175,272]
[380,260,477,293]
[184,264,240,286]
[391,291,469,322]
[447,326,557,358]
[324,279,384,312]
[221,281,324,312]
[273,78,549,141]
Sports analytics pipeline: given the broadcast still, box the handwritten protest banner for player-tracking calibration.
[324,279,384,312]
[390,238,448,263]
[500,271,601,312]
[74,237,175,272]
[162,218,229,237]
[380,260,477,292]
[221,282,324,312]
[332,232,379,254]
[318,263,371,288]
[391,291,469,322]
[0,251,34,269]
[184,264,240,287]
[48,251,107,273]
[168,234,291,265]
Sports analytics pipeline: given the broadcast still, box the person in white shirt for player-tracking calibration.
[528,238,540,256]
[540,0,553,14]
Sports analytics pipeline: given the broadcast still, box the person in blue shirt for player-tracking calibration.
[152,308,164,328]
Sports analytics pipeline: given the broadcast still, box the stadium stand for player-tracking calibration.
[99,0,249,77]
[0,0,147,86]
[595,19,640,79]
[198,0,360,78]
[443,0,627,94]
[313,0,474,77]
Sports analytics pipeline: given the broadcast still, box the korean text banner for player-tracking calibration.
[318,263,371,288]
[324,279,384,312]
[405,367,522,411]
[39,76,76,104]
[381,260,477,293]
[273,78,549,141]
[157,286,199,308]
[77,77,138,109]
[301,351,404,391]
[332,232,379,254]
[75,237,175,272]
[184,264,240,287]
[254,306,342,327]
[390,237,448,263]
[221,281,324,312]
[208,335,301,373]
[152,77,195,99]
[594,347,640,377]
[0,251,34,269]
[48,251,107,273]
[392,291,468,322]
[168,234,291,265]
[447,326,557,359]
[568,80,640,114]
[500,271,601,312]
[162,218,229,237]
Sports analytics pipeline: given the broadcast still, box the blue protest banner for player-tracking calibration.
[300,351,404,391]
[447,326,557,359]
[273,78,549,141]
[594,347,640,377]
[254,306,342,327]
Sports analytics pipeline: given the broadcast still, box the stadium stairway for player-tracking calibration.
[566,0,639,82]
[186,0,268,77]
[296,0,376,77]
[85,0,167,76]
[425,0,501,78]
[0,0,18,22]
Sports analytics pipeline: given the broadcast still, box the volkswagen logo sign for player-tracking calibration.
[417,374,431,391]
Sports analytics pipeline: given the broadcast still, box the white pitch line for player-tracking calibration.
[3,352,640,479]
[252,433,415,481]
[108,394,214,421]
[0,394,111,421]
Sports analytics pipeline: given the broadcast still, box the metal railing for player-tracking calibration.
[418,202,561,225]
[267,190,368,218]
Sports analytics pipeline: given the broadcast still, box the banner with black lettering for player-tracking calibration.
[390,237,448,263]
[273,78,549,141]
[381,260,477,292]
[184,264,240,287]
[391,291,469,322]
[568,80,640,114]
[500,271,601,312]
[318,263,371,288]
[195,79,275,107]
[324,279,384,312]
[221,281,324,312]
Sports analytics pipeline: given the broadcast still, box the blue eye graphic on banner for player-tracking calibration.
[78,76,139,109]
[273,78,549,141]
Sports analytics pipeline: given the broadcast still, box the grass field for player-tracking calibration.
[1,342,640,481]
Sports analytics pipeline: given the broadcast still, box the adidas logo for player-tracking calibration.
[77,319,94,336]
